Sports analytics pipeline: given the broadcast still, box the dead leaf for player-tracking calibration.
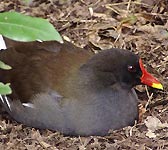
[146,130,156,138]
[145,116,168,138]
[145,116,168,132]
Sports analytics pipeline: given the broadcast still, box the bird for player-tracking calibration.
[0,37,163,136]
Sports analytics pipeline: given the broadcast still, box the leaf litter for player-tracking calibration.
[0,0,168,149]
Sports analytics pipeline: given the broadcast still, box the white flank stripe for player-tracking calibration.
[4,96,11,111]
[22,103,35,108]
[0,94,4,103]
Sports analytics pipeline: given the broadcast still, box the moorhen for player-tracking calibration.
[0,38,163,136]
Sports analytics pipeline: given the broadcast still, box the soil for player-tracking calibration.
[0,0,168,149]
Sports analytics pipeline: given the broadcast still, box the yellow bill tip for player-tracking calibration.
[152,83,163,90]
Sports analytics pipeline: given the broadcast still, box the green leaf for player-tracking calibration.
[0,82,12,95]
[23,0,32,4]
[0,12,63,42]
[121,14,137,25]
[0,60,12,70]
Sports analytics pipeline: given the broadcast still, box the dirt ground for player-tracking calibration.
[0,0,168,149]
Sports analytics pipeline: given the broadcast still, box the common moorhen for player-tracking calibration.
[0,38,163,136]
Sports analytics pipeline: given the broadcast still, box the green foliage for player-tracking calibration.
[0,60,12,70]
[0,61,12,95]
[0,11,63,95]
[23,0,32,4]
[121,14,137,25]
[0,11,63,42]
[0,83,12,95]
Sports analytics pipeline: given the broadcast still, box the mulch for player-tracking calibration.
[0,0,168,149]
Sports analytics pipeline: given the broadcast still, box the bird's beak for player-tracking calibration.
[139,59,163,90]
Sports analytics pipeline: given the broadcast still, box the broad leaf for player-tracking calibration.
[0,12,63,42]
[0,82,12,95]
[0,60,12,70]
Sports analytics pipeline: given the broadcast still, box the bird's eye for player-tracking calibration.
[127,65,136,72]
